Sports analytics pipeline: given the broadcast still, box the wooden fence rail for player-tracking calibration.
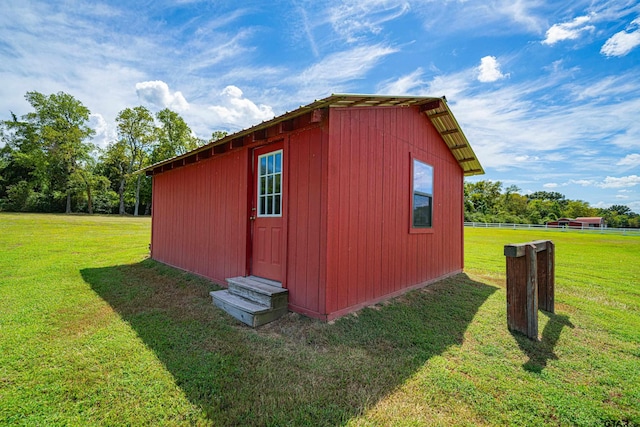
[466,222,640,236]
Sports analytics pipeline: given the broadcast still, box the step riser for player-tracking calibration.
[211,277,289,327]
[253,307,289,327]
[211,292,289,327]
[212,294,258,326]
[228,283,288,309]
[228,283,271,306]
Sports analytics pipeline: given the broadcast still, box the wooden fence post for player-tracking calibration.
[504,240,555,340]
[525,244,538,340]
[538,241,555,313]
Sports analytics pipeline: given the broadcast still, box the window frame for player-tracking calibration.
[410,154,435,234]
[256,149,283,218]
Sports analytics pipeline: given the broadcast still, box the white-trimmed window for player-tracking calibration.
[412,158,433,228]
[257,150,282,217]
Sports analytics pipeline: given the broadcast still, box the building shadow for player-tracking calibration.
[81,260,496,426]
[511,311,574,373]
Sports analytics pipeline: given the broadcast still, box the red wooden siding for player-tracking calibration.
[149,103,466,321]
[151,151,248,284]
[324,106,464,318]
[285,126,329,317]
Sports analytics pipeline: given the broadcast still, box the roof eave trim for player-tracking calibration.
[141,94,484,177]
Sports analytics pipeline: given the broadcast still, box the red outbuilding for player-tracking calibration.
[546,217,605,228]
[143,94,484,326]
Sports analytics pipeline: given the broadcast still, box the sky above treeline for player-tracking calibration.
[1,0,639,211]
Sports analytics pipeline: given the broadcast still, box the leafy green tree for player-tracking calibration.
[152,109,200,163]
[527,191,567,210]
[463,180,638,227]
[499,185,528,221]
[608,205,632,216]
[210,130,228,142]
[4,180,33,211]
[526,199,562,224]
[68,156,110,215]
[115,106,155,216]
[464,180,503,217]
[95,141,127,213]
[0,113,49,209]
[23,92,95,213]
[1,92,94,213]
[562,200,596,219]
[628,214,640,228]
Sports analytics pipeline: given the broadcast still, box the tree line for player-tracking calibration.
[2,91,637,227]
[0,91,225,215]
[465,181,640,228]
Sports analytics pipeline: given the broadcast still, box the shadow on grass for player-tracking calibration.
[81,259,497,426]
[511,311,574,373]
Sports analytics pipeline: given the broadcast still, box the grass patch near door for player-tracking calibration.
[1,213,638,426]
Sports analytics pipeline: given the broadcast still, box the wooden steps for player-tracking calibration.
[210,276,288,327]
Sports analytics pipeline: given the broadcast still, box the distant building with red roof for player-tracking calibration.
[546,217,605,228]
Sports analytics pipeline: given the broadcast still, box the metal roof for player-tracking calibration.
[142,94,484,176]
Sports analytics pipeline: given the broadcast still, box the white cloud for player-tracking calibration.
[89,113,116,149]
[515,155,540,162]
[570,179,597,187]
[184,29,254,73]
[477,56,509,83]
[544,152,567,162]
[423,72,472,100]
[290,44,398,98]
[206,85,274,129]
[445,69,640,171]
[136,81,189,112]
[628,201,640,212]
[328,1,410,42]
[295,5,320,57]
[598,175,640,188]
[615,194,630,199]
[543,182,558,188]
[542,14,595,46]
[378,68,425,94]
[601,18,640,57]
[570,75,640,101]
[415,0,544,35]
[617,153,640,167]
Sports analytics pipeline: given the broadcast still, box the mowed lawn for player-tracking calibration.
[0,213,638,426]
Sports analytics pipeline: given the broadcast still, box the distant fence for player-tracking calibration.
[464,222,640,236]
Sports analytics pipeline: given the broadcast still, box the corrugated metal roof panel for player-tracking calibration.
[142,94,484,176]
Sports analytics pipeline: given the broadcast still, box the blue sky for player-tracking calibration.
[1,0,639,211]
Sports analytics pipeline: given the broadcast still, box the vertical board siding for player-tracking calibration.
[151,105,465,320]
[286,127,326,316]
[151,151,248,284]
[325,106,464,315]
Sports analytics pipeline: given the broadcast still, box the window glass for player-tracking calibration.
[260,157,267,176]
[275,153,282,173]
[257,150,283,217]
[412,159,433,228]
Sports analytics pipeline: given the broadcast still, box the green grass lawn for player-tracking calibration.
[1,213,638,426]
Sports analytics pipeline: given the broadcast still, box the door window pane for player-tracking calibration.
[267,196,273,215]
[260,196,266,215]
[257,150,283,217]
[275,153,282,173]
[260,157,267,176]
